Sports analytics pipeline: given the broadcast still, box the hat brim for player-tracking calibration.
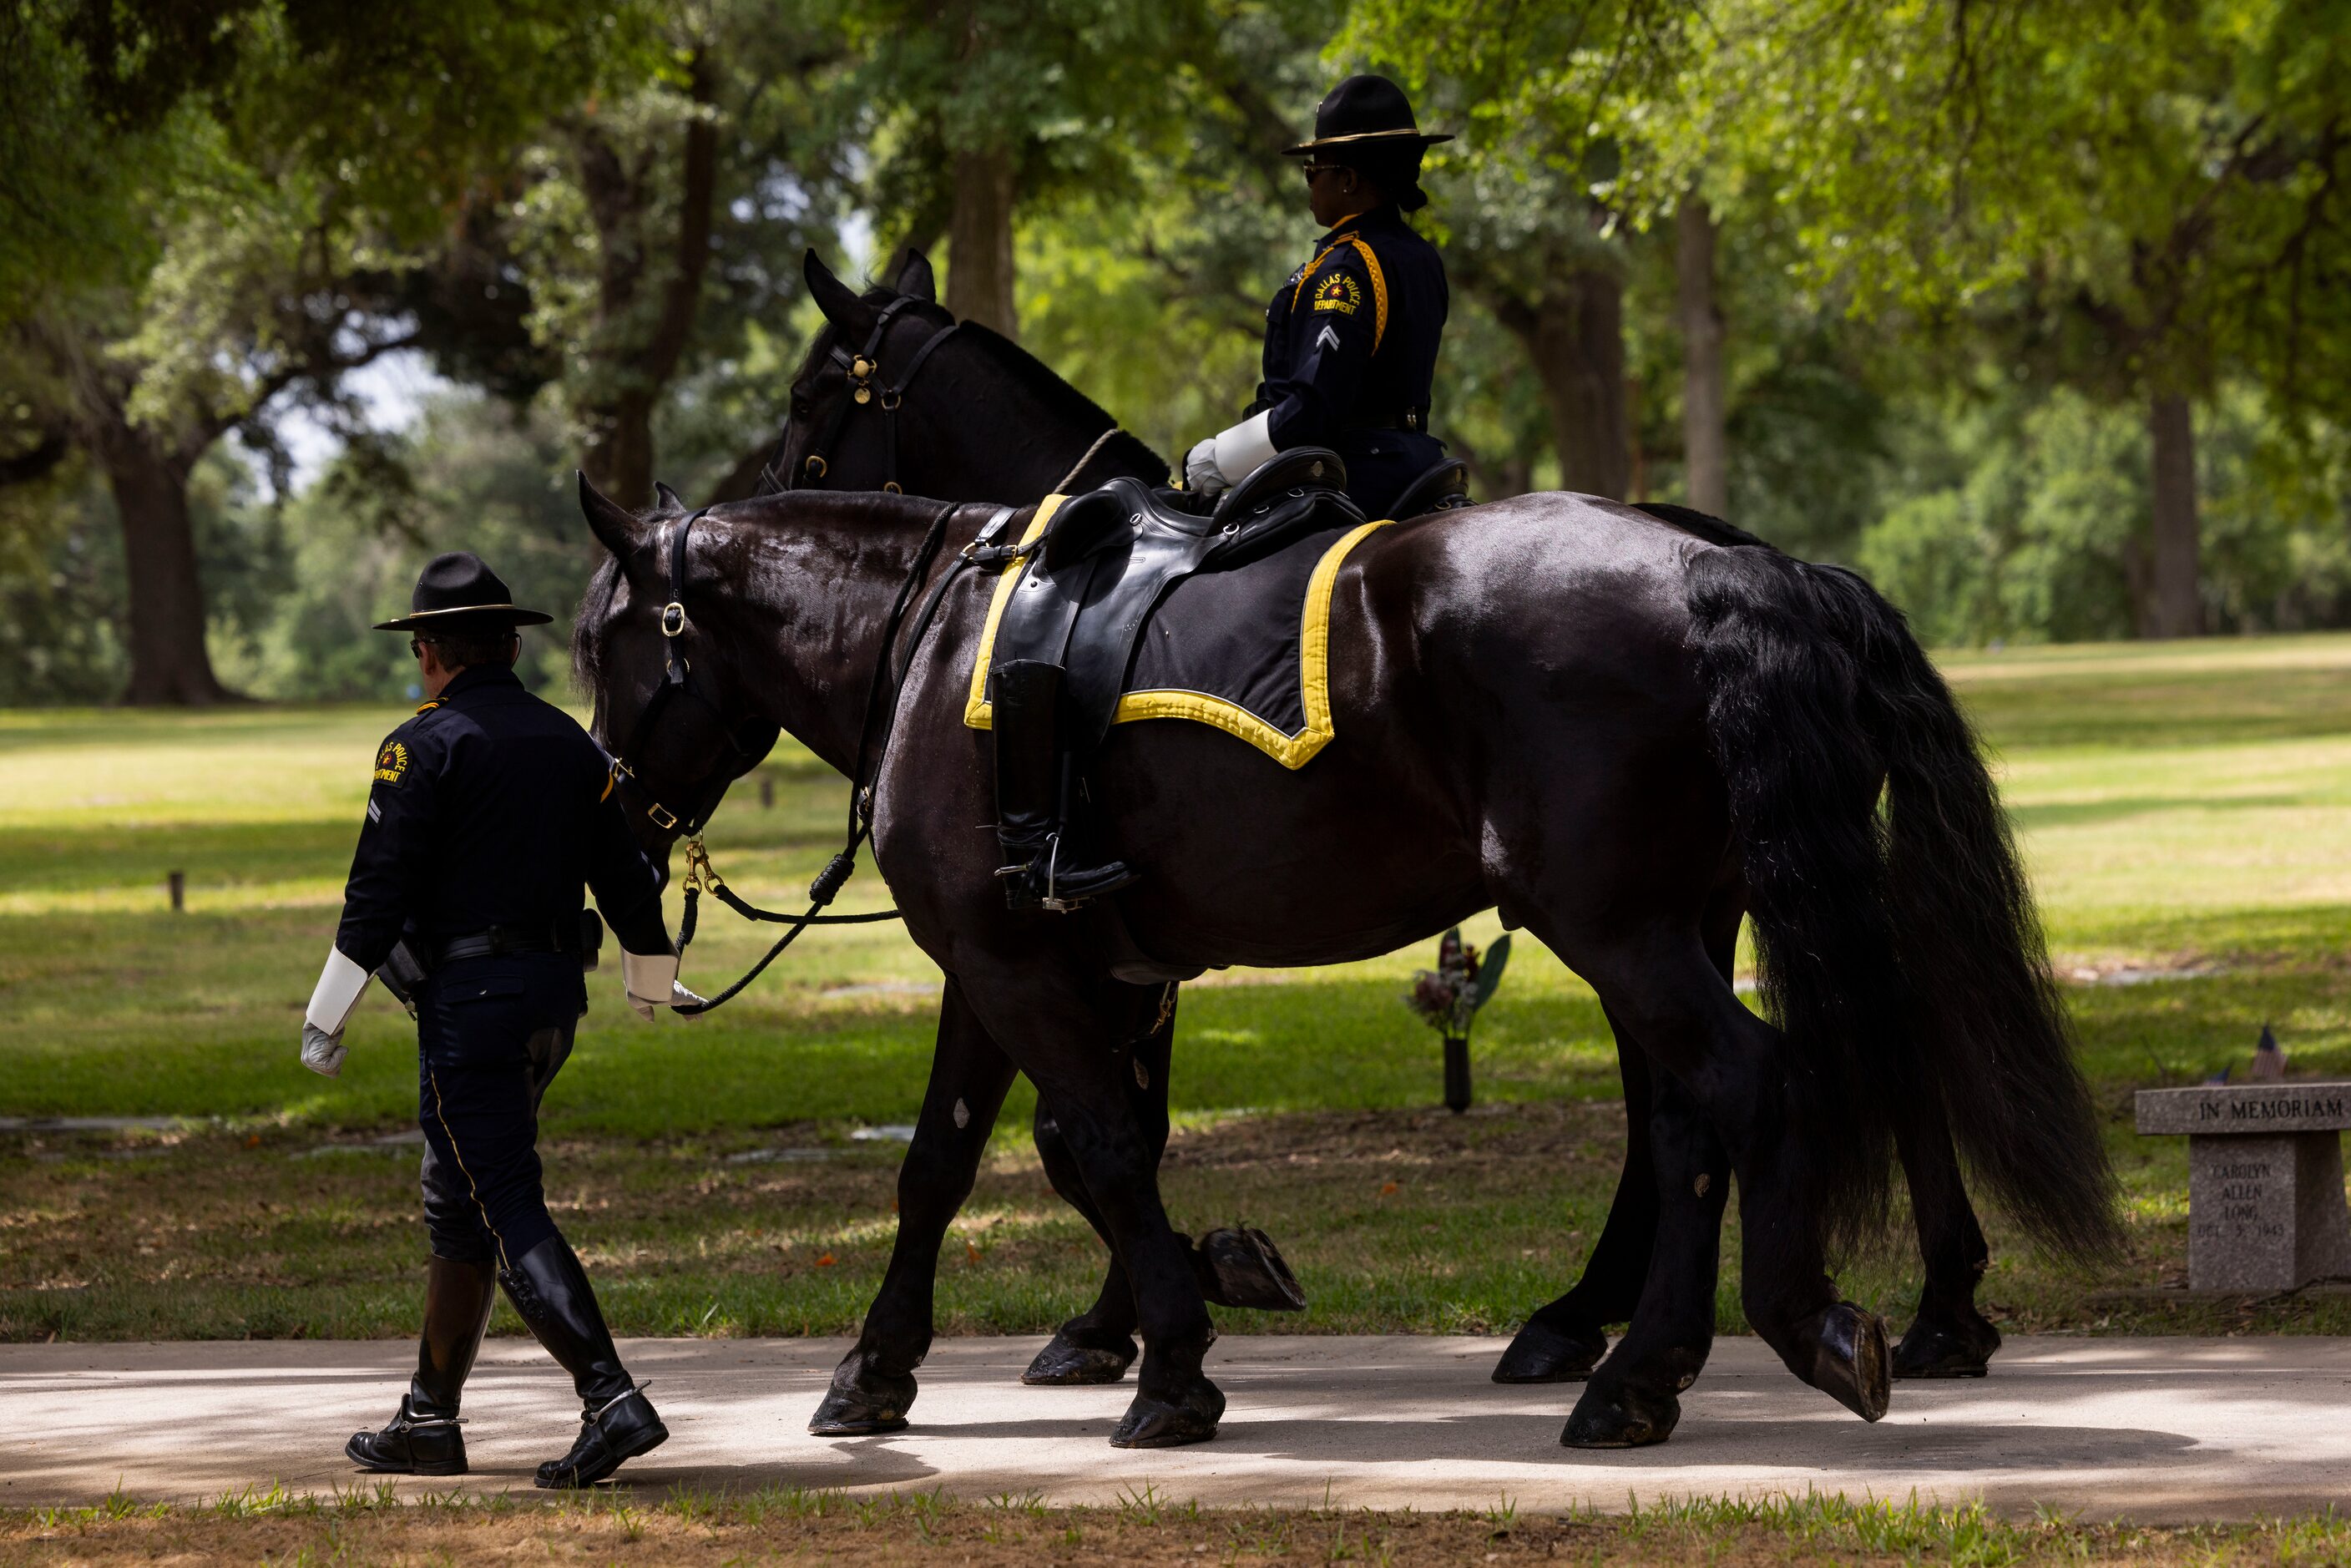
[1283,128,1454,157]
[372,604,554,632]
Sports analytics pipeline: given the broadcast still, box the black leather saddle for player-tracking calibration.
[990,448,1363,749]
[1392,458,1471,518]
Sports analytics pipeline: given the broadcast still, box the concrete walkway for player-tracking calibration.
[7,1336,2348,1520]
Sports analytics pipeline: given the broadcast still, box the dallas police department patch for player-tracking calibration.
[374,740,410,786]
[1312,270,1362,316]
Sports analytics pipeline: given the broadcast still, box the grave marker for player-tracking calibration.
[2136,1080,2351,1291]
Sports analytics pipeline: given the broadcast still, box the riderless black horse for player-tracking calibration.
[742,251,2078,1386]
[573,281,2117,1448]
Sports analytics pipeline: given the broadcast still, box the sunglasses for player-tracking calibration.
[1300,161,1350,185]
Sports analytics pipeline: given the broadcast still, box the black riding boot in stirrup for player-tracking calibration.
[993,660,1138,913]
[346,1256,498,1475]
[498,1236,669,1488]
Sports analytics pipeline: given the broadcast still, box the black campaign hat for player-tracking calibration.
[1283,73,1454,157]
[372,551,553,632]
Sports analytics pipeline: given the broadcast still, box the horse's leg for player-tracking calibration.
[1022,986,1173,1386]
[1490,1019,1657,1383]
[1552,896,1743,1439]
[1495,894,1747,1385]
[1560,1055,1732,1445]
[809,976,1019,1436]
[1890,1108,2001,1378]
[1561,925,1889,1444]
[961,964,1222,1449]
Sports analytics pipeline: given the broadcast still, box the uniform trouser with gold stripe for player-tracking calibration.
[415,955,584,1266]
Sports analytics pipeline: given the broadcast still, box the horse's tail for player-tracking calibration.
[1685,544,2121,1262]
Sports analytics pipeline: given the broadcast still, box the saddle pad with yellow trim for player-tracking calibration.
[965,506,1390,770]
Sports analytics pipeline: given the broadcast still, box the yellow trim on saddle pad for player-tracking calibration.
[963,493,1069,728]
[963,510,1394,771]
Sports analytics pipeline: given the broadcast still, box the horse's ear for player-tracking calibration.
[578,471,645,559]
[803,249,872,333]
[893,247,936,302]
[653,480,685,512]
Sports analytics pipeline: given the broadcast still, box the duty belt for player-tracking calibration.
[1349,407,1431,433]
[431,922,579,967]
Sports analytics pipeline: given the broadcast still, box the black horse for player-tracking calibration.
[753,248,2054,1389]
[573,442,2117,1449]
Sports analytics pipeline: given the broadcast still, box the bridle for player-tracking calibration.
[762,297,960,497]
[601,496,1027,1014]
[602,509,781,841]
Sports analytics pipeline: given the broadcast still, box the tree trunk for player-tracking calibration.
[90,408,230,705]
[1510,266,1629,500]
[574,55,718,508]
[2146,390,2202,638]
[1676,195,1729,518]
[947,144,1019,339]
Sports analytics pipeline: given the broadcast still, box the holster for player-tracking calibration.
[377,939,432,1019]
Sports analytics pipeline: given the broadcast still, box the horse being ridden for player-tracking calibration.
[574,453,2117,1451]
[751,250,2047,1392]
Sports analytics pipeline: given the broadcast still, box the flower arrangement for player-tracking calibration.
[1408,927,1511,1113]
[1407,927,1511,1039]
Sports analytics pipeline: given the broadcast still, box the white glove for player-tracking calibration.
[623,951,680,1023]
[301,948,369,1078]
[301,1024,348,1077]
[1183,437,1227,497]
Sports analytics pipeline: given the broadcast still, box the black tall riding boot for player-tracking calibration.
[993,660,1138,912]
[498,1236,669,1488]
[346,1256,498,1475]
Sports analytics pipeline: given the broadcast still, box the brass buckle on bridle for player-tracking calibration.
[660,603,687,637]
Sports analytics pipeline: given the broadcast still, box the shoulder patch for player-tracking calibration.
[1312,270,1362,317]
[374,738,411,787]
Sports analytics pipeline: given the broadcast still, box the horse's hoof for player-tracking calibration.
[1892,1312,2000,1379]
[1491,1318,1608,1383]
[807,1358,917,1437]
[1192,1227,1307,1313]
[1023,1330,1137,1386]
[1560,1383,1680,1448]
[1807,1302,1892,1421]
[1109,1381,1226,1449]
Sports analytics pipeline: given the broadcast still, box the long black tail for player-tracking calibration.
[1686,544,2121,1262]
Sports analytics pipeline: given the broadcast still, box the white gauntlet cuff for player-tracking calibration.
[622,950,680,1004]
[1211,410,1277,485]
[305,948,370,1037]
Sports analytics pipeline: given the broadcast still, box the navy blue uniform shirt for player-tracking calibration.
[335,664,669,969]
[1249,202,1449,517]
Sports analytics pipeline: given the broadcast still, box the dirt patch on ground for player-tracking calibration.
[3,1495,2336,1567]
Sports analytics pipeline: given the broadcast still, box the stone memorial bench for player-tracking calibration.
[2136,1081,2351,1291]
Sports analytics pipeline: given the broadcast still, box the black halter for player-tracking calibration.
[765,298,960,496]
[604,510,781,839]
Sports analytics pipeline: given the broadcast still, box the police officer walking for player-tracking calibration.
[300,551,687,1488]
[1185,73,1454,519]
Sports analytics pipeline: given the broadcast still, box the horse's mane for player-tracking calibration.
[795,281,1167,483]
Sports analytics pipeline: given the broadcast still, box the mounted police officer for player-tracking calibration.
[1184,73,1454,520]
[300,551,689,1488]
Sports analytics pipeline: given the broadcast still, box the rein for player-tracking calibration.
[610,498,1018,1015]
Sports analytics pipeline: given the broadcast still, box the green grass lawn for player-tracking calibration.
[6,634,2351,1342]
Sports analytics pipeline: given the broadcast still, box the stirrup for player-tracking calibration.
[997,832,1136,913]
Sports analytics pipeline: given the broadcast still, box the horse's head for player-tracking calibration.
[775,249,956,494]
[572,473,781,867]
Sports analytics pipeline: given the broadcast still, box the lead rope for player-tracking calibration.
[669,502,968,1017]
[1051,425,1122,494]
